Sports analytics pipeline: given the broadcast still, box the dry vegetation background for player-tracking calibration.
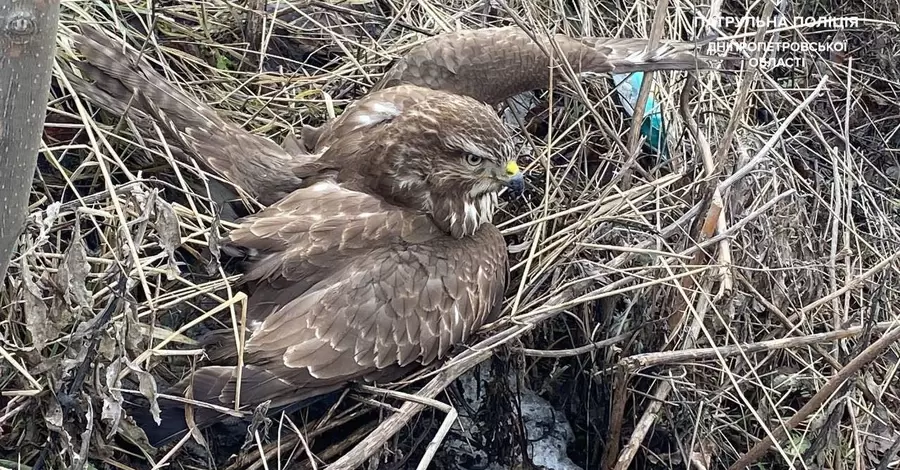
[1,0,899,469]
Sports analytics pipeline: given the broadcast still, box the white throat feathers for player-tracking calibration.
[445,192,498,238]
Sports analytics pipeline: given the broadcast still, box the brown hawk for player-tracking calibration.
[70,25,710,446]
[72,26,711,202]
[74,26,524,446]
[152,86,519,446]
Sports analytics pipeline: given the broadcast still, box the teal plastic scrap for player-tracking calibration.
[612,71,668,158]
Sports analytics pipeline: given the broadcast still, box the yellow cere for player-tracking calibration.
[506,161,520,176]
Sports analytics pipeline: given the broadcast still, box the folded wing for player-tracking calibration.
[139,181,507,445]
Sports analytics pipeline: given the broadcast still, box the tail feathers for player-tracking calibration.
[128,365,344,447]
[197,329,240,363]
[128,366,236,447]
[129,391,341,448]
[128,396,220,447]
[129,387,341,447]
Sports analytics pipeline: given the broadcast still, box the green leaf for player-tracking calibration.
[215,52,233,71]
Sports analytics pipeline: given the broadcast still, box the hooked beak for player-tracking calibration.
[504,161,525,196]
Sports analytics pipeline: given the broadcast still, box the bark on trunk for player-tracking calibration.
[0,0,60,284]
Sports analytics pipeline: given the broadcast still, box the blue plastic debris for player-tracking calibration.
[612,71,668,158]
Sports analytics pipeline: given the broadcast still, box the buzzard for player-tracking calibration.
[69,25,710,446]
[74,27,524,446]
[148,85,520,446]
[72,25,711,202]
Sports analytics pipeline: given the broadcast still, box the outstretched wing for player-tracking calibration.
[72,26,305,205]
[296,26,714,152]
[373,26,713,105]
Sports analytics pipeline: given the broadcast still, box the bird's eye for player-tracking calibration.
[465,154,483,166]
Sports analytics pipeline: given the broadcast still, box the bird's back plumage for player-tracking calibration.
[136,179,510,447]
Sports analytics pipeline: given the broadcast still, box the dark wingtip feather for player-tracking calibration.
[126,397,191,447]
[126,389,343,448]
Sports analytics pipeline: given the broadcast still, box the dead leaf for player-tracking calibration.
[33,201,61,244]
[862,383,898,463]
[22,263,54,350]
[74,395,94,470]
[97,330,117,362]
[57,238,93,311]
[185,401,209,448]
[153,199,181,280]
[125,359,161,424]
[61,324,90,375]
[43,398,75,463]
[101,359,124,436]
[123,305,144,354]
[116,418,155,449]
[206,214,223,275]
[45,395,64,429]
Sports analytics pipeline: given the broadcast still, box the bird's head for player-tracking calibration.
[320,85,524,238]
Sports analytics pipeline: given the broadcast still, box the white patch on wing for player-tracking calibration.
[307,180,340,192]
[350,100,401,129]
[370,101,401,116]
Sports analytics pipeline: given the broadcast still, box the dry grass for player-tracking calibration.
[2,0,900,469]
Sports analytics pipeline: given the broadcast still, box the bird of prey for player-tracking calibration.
[72,25,712,201]
[156,86,519,446]
[74,26,523,446]
[69,25,711,446]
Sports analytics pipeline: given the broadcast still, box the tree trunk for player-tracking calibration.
[0,0,60,285]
